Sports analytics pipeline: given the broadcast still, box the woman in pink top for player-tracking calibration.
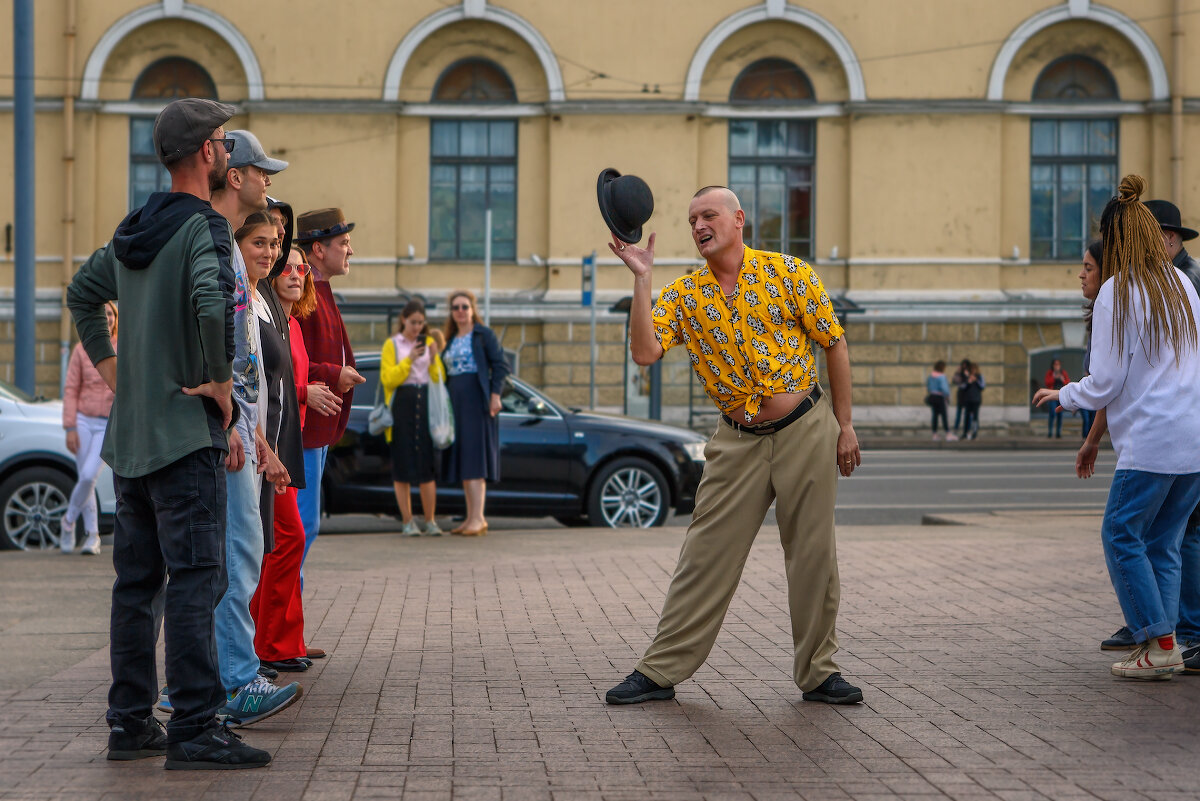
[61,301,117,554]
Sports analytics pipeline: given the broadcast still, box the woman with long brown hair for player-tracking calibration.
[1035,175,1200,680]
[441,290,510,535]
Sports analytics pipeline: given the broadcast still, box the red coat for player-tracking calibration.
[1044,367,1070,389]
[297,281,355,449]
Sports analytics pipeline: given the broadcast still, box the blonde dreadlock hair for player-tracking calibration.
[1099,174,1197,363]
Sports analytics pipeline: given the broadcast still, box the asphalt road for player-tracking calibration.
[320,446,1118,532]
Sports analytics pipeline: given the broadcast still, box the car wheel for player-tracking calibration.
[587,457,669,529]
[0,467,73,551]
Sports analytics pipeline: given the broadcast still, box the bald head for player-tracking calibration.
[692,185,742,213]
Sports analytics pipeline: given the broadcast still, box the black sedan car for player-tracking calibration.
[322,354,708,527]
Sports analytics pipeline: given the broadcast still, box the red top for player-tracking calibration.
[297,281,355,448]
[1045,367,1070,388]
[288,316,308,430]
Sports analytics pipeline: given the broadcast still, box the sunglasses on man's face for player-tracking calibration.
[208,137,236,154]
[281,262,310,277]
[451,303,472,311]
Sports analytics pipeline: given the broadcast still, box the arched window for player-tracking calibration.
[727,59,815,256]
[429,59,517,261]
[128,58,218,210]
[1029,56,1118,260]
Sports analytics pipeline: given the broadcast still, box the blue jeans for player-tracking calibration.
[108,447,228,743]
[1179,521,1200,642]
[1080,408,1096,439]
[1102,469,1200,643]
[214,456,263,693]
[297,446,327,580]
[1047,408,1063,437]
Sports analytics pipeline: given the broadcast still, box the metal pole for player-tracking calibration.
[13,0,36,394]
[589,249,597,409]
[483,208,492,326]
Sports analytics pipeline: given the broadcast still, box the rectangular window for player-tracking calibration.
[129,117,171,210]
[429,119,517,261]
[1030,118,1117,260]
[728,119,814,258]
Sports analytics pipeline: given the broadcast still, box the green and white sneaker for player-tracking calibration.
[422,519,443,536]
[401,519,422,537]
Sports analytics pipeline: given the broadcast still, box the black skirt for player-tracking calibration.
[442,373,500,483]
[389,385,436,484]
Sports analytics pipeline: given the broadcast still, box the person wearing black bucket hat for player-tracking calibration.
[603,180,863,708]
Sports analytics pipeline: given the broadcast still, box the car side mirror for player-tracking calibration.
[529,399,548,416]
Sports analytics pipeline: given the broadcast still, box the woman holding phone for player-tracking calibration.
[380,299,445,536]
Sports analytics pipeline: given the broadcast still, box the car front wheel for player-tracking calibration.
[587,457,669,528]
[0,467,73,550]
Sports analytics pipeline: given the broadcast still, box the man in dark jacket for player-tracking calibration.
[67,98,270,769]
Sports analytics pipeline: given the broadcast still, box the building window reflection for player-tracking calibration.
[727,59,814,258]
[1030,56,1118,261]
[429,59,517,261]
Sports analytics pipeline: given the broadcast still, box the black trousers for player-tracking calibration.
[106,447,229,743]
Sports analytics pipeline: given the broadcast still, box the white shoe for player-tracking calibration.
[80,531,101,555]
[60,517,76,553]
[401,519,421,537]
[932,432,942,441]
[422,519,443,536]
[1111,637,1183,680]
[945,433,959,441]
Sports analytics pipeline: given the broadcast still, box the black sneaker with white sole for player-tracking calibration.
[164,722,270,770]
[107,715,167,761]
[1101,626,1137,651]
[801,672,864,705]
[1182,642,1200,674]
[605,670,675,705]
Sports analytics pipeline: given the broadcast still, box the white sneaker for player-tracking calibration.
[59,517,76,553]
[422,519,443,536]
[80,531,101,555]
[945,433,959,441]
[932,432,942,441]
[1111,637,1184,680]
[401,519,421,537]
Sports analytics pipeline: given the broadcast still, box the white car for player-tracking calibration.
[0,380,116,550]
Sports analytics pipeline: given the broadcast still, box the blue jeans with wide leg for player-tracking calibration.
[1102,469,1200,644]
[1177,514,1200,643]
[297,446,327,582]
[214,455,264,694]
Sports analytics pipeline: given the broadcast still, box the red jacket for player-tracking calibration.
[297,281,355,449]
[1044,367,1070,389]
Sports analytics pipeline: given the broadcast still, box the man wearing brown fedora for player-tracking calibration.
[1085,199,1200,671]
[295,208,364,594]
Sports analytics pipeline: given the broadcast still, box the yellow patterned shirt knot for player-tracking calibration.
[650,248,842,422]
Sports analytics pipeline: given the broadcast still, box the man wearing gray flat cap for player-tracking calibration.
[68,97,271,768]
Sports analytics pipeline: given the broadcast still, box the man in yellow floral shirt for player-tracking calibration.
[605,186,862,706]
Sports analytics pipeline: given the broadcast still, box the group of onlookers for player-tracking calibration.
[925,358,984,440]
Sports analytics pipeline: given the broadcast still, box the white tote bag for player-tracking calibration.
[428,378,454,450]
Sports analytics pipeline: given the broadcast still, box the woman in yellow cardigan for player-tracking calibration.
[380,299,446,536]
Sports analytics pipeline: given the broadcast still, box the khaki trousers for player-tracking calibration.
[636,393,842,692]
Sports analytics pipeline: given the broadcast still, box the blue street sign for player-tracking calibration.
[581,252,595,307]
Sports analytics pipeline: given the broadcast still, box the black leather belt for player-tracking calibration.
[721,384,822,436]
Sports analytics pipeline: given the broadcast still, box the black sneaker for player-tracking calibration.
[257,663,279,680]
[802,672,864,705]
[107,716,167,761]
[164,722,271,770]
[1101,626,1137,651]
[1182,641,1200,674]
[605,670,675,705]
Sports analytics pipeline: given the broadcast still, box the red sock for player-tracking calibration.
[1157,635,1175,650]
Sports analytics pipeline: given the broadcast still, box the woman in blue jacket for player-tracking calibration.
[441,289,511,535]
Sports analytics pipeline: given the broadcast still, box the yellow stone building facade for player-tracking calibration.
[0,0,1195,430]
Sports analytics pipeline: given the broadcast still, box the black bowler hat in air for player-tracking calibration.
[1144,199,1199,241]
[597,168,653,244]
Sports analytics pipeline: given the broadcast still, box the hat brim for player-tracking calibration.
[1163,224,1200,241]
[597,168,643,244]
[295,221,355,243]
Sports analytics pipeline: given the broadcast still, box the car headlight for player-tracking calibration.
[683,441,706,462]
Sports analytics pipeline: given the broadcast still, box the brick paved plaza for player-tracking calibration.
[1,512,1198,800]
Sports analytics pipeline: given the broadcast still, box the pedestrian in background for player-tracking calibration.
[1078,241,1103,441]
[61,301,117,555]
[961,363,984,440]
[926,359,954,441]
[381,298,445,537]
[441,289,510,536]
[1044,358,1069,439]
[951,358,971,434]
[1037,174,1200,680]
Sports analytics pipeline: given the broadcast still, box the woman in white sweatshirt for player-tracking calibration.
[1035,175,1200,681]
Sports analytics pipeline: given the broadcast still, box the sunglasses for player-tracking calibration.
[280,262,311,277]
[209,137,236,154]
[451,303,472,311]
